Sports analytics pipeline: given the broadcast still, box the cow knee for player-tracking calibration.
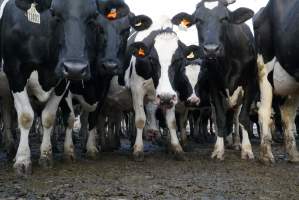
[136,119,145,129]
[19,112,34,129]
[67,114,75,129]
[42,112,55,129]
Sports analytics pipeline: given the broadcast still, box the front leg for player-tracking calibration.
[166,107,185,160]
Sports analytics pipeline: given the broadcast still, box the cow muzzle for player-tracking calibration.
[156,94,177,109]
[102,60,120,75]
[63,60,89,80]
[203,43,222,59]
[187,94,201,106]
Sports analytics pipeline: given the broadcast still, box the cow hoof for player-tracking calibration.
[64,153,76,163]
[39,156,53,169]
[288,152,299,163]
[211,150,224,161]
[14,160,32,177]
[241,150,255,160]
[133,151,144,162]
[172,144,185,161]
[86,148,99,160]
[260,144,275,164]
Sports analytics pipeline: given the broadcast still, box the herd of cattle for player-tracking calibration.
[0,0,298,176]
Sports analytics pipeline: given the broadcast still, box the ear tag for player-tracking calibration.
[187,52,195,59]
[137,48,145,57]
[27,3,40,24]
[107,8,117,20]
[180,19,190,29]
[135,22,143,27]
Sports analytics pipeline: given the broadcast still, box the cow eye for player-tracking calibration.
[220,17,229,23]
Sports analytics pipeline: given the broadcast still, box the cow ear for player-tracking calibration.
[130,15,152,31]
[16,0,52,12]
[184,45,202,62]
[97,0,130,20]
[15,0,34,11]
[172,12,194,29]
[229,8,254,24]
[128,42,149,58]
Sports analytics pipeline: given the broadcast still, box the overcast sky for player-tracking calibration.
[126,0,269,33]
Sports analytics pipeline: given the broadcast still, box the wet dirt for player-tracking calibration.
[0,139,299,200]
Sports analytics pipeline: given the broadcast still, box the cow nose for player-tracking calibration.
[63,61,89,80]
[203,44,221,58]
[156,94,177,109]
[103,61,119,74]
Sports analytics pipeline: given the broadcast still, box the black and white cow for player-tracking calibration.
[254,0,299,163]
[124,16,201,161]
[172,0,257,160]
[59,0,152,159]
[1,0,100,175]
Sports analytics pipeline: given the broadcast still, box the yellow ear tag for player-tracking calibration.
[187,52,195,59]
[137,48,145,57]
[107,8,117,20]
[180,19,191,28]
[27,3,40,24]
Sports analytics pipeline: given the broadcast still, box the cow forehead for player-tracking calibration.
[203,1,219,10]
[53,0,97,14]
[195,3,228,19]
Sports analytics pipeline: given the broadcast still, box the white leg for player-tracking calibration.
[64,114,76,162]
[132,89,146,162]
[40,93,65,168]
[211,136,225,160]
[166,107,184,160]
[86,128,99,159]
[240,124,254,160]
[232,106,242,150]
[257,55,274,163]
[280,95,299,162]
[13,89,34,176]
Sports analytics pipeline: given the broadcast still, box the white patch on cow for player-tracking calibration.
[0,0,10,19]
[155,32,178,101]
[13,89,34,169]
[225,86,244,108]
[73,116,81,133]
[240,124,254,159]
[27,71,53,103]
[185,64,201,95]
[86,128,99,155]
[272,58,299,96]
[204,1,219,10]
[165,107,180,145]
[211,136,225,160]
[73,94,98,112]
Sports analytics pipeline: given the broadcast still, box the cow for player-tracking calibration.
[123,16,202,161]
[172,0,257,160]
[59,0,152,159]
[253,0,299,163]
[1,0,100,176]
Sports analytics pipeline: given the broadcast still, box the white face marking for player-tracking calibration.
[204,1,219,10]
[154,33,178,99]
[185,64,201,95]
[0,0,10,19]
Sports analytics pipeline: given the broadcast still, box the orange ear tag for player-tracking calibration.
[107,8,117,20]
[137,48,145,57]
[180,19,191,28]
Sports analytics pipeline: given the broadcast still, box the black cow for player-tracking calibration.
[253,0,299,163]
[59,0,152,160]
[172,0,257,160]
[1,0,99,176]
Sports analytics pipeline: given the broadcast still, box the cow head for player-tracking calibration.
[128,29,198,109]
[49,0,99,80]
[172,0,253,60]
[175,45,203,106]
[96,0,152,75]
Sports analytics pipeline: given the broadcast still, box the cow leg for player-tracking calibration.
[62,93,76,162]
[132,90,146,162]
[86,111,99,159]
[232,106,242,150]
[166,107,184,160]
[145,102,159,140]
[13,89,34,176]
[2,94,15,159]
[39,82,68,168]
[178,107,189,149]
[280,95,299,162]
[257,55,274,163]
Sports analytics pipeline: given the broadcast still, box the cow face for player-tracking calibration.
[96,0,152,75]
[172,0,253,60]
[50,0,99,80]
[128,31,196,109]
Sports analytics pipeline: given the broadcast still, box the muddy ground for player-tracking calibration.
[0,138,299,200]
